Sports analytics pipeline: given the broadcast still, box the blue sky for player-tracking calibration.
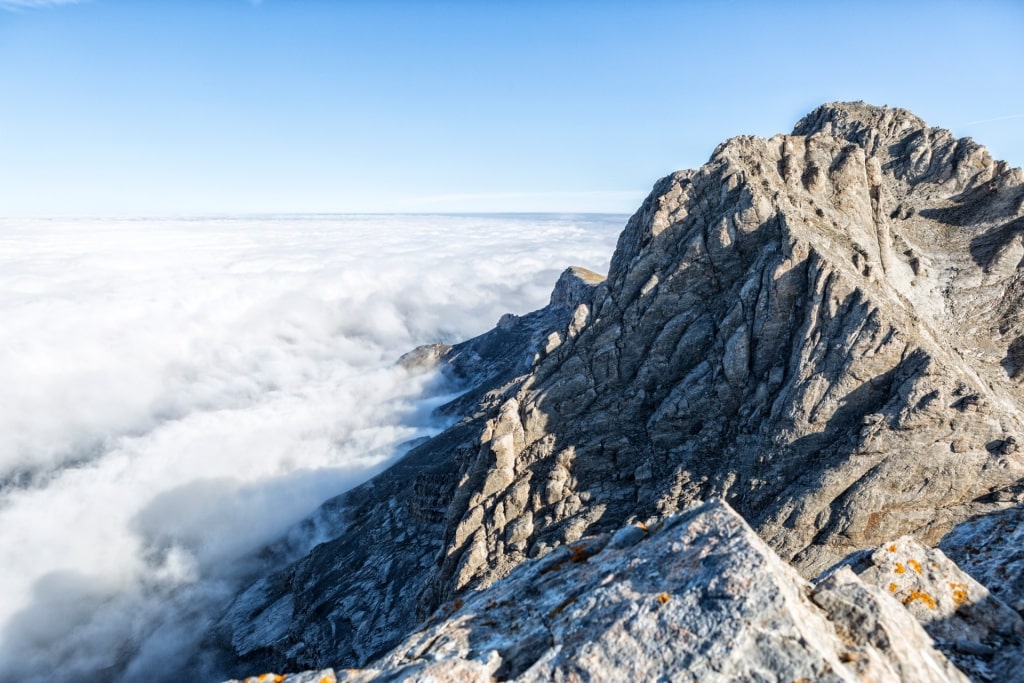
[1,0,1022,215]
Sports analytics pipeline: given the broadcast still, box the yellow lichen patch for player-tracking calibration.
[894,562,906,574]
[657,592,671,604]
[888,544,897,552]
[889,583,898,593]
[254,675,285,683]
[908,559,922,574]
[950,582,969,605]
[319,677,336,683]
[902,590,937,609]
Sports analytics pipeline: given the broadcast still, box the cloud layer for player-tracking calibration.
[0,213,623,681]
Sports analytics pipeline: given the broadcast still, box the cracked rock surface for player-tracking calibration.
[209,102,1024,677]
[240,501,967,683]
[835,536,1024,681]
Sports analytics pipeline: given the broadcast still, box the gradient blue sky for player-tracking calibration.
[1,0,1022,215]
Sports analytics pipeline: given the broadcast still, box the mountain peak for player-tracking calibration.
[793,100,928,139]
[212,104,1024,678]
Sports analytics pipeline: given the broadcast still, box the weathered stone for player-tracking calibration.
[941,506,1024,615]
[838,536,1024,682]
[253,501,965,683]
[225,669,336,683]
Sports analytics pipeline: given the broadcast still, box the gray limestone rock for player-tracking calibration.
[835,536,1024,681]
[941,506,1024,617]
[233,501,967,683]
[210,102,1024,677]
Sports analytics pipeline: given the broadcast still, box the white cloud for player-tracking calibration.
[0,213,623,681]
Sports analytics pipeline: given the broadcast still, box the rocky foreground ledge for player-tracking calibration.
[228,500,1024,682]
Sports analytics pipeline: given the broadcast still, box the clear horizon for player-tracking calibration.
[2,0,1023,215]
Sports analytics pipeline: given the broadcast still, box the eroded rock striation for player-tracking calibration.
[210,102,1024,678]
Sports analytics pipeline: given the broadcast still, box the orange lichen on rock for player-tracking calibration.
[950,582,969,605]
[543,543,597,575]
[889,582,898,593]
[902,590,937,609]
[908,559,922,574]
[888,544,897,552]
[570,543,594,563]
[894,562,906,574]
[657,592,671,604]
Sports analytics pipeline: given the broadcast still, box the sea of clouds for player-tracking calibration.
[0,213,624,681]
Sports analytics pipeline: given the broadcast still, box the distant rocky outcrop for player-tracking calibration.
[207,102,1024,680]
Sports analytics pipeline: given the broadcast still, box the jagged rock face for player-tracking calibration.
[212,103,1024,675]
[237,501,967,683]
[436,101,1024,601]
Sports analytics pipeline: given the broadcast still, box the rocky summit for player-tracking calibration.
[211,102,1024,681]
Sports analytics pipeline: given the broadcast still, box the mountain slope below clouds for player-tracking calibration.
[208,102,1024,678]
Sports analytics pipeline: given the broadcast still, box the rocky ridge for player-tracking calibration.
[229,501,971,683]
[209,102,1024,679]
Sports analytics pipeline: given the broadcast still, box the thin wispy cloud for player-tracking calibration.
[964,113,1024,126]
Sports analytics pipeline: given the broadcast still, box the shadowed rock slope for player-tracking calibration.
[210,102,1024,677]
